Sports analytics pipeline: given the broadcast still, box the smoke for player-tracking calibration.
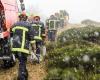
[24,1,46,23]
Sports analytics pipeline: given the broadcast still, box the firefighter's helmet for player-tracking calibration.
[33,16,40,21]
[18,12,28,21]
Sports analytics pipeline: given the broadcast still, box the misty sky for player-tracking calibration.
[24,0,100,23]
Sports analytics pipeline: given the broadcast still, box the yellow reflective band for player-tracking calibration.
[30,40,36,44]
[32,24,37,26]
[34,36,42,40]
[12,26,28,32]
[32,24,42,37]
[22,31,26,48]
[39,26,41,37]
[12,26,29,54]
[12,48,29,54]
[32,24,42,27]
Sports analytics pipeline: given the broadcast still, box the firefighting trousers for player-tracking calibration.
[48,31,56,41]
[16,52,28,80]
[36,41,43,61]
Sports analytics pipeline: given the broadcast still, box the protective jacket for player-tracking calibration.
[11,21,34,54]
[31,21,45,40]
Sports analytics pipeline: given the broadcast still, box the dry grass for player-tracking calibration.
[0,60,47,80]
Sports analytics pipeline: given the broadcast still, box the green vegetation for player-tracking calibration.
[45,26,100,80]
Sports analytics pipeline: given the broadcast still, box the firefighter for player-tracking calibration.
[31,15,45,63]
[11,12,35,80]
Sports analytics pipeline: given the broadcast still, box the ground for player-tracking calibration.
[0,61,47,80]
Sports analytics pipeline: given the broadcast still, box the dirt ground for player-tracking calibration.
[0,61,47,80]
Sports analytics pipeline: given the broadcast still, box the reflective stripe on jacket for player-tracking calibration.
[11,21,34,54]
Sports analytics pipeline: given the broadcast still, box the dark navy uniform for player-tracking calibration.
[11,21,34,80]
[31,21,45,63]
[12,21,34,53]
[32,21,45,40]
[46,19,58,41]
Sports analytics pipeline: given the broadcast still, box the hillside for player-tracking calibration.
[57,23,85,35]
[45,25,100,80]
[81,19,100,26]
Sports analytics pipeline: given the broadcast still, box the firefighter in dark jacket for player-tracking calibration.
[31,16,45,63]
[11,13,35,80]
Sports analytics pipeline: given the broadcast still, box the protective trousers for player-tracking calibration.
[16,53,28,80]
[36,41,42,63]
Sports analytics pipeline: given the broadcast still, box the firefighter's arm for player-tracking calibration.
[28,25,36,51]
[28,25,35,44]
